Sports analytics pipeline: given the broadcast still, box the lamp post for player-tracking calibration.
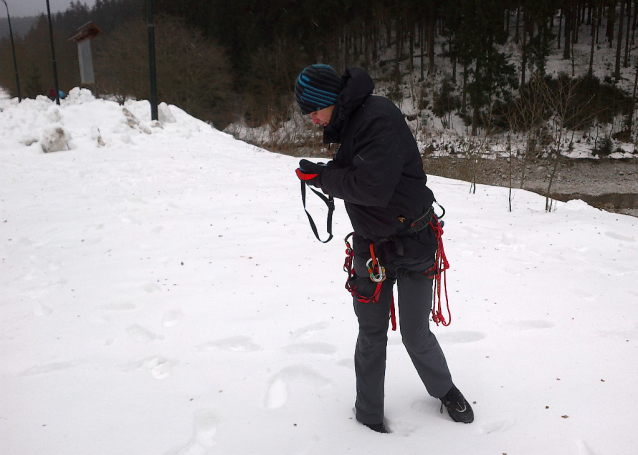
[45,0,60,105]
[147,0,158,120]
[1,0,21,101]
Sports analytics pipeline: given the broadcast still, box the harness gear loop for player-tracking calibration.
[343,233,396,331]
[427,214,451,326]
[300,180,334,243]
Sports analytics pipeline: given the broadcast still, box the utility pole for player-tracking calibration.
[147,0,158,120]
[1,0,21,101]
[45,0,60,105]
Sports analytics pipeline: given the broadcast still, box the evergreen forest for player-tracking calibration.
[2,0,638,158]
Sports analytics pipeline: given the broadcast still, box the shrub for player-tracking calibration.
[593,136,613,156]
[432,78,461,118]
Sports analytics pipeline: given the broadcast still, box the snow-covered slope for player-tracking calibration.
[1,91,637,455]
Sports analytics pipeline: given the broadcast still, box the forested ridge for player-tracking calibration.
[2,0,638,156]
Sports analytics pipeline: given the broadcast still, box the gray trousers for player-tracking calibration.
[353,254,454,425]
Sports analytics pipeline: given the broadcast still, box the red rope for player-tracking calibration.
[428,218,451,326]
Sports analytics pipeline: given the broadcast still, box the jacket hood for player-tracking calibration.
[324,67,374,144]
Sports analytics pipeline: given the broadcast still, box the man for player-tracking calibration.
[294,64,474,433]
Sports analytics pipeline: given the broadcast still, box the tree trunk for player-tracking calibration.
[627,58,638,134]
[558,13,563,49]
[625,0,632,66]
[564,6,572,59]
[596,5,602,44]
[471,58,482,136]
[615,0,626,80]
[515,6,521,42]
[397,20,403,64]
[409,20,414,72]
[462,63,468,113]
[589,10,597,77]
[420,21,425,81]
[453,55,457,84]
[522,9,528,86]
[574,3,580,43]
[428,12,435,74]
[343,27,348,68]
[545,150,562,212]
[608,0,617,47]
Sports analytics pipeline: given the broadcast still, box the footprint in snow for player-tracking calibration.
[411,399,440,415]
[20,361,79,376]
[571,289,595,301]
[280,342,337,355]
[100,302,136,311]
[144,282,162,293]
[290,321,329,340]
[604,231,635,242]
[163,309,184,328]
[33,302,53,317]
[336,358,354,369]
[127,324,161,342]
[436,331,486,345]
[502,320,554,331]
[199,336,260,352]
[264,365,330,409]
[174,409,218,455]
[575,439,599,455]
[136,356,173,379]
[598,324,638,340]
[475,419,515,435]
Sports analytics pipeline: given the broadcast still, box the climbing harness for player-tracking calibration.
[342,200,452,331]
[343,233,397,331]
[300,180,334,243]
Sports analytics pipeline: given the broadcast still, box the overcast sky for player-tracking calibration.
[3,0,97,18]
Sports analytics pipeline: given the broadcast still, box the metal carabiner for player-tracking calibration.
[433,199,446,219]
[366,258,386,283]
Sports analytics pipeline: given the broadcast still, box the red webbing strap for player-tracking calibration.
[428,217,451,326]
[390,295,397,331]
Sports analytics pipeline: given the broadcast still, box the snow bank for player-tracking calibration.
[0,88,209,155]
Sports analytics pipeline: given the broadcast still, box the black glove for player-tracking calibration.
[295,159,325,186]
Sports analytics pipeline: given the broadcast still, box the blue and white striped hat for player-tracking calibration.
[295,64,344,115]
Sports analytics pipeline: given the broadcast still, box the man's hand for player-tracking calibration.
[295,159,325,186]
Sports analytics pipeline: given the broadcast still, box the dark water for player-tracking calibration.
[548,192,638,210]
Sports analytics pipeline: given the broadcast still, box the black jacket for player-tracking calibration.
[317,67,437,264]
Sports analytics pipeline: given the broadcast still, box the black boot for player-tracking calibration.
[440,385,474,423]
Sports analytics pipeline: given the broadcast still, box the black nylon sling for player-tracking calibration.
[301,180,335,243]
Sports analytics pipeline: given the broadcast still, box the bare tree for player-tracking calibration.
[95,16,234,128]
[506,74,549,191]
[540,76,595,212]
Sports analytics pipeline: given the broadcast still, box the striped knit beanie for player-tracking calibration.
[295,64,344,115]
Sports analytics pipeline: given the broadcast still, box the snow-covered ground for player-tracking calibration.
[1,91,637,455]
